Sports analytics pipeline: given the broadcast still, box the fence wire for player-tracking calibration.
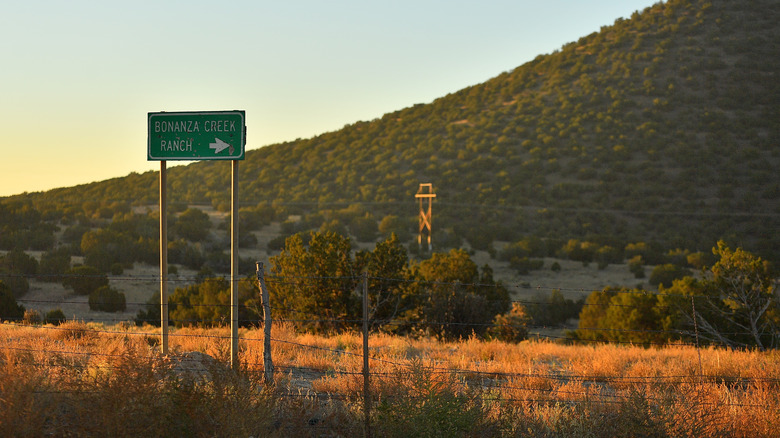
[1,270,778,416]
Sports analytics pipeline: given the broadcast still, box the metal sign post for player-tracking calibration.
[148,110,246,368]
[230,160,239,369]
[160,161,168,354]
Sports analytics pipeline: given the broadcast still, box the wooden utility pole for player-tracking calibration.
[415,183,436,251]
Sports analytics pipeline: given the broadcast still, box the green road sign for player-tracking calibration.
[148,110,246,160]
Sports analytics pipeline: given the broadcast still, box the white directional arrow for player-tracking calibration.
[209,138,231,154]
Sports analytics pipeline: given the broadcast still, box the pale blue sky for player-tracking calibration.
[0,0,659,197]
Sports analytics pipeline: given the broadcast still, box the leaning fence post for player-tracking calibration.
[362,271,371,438]
[691,295,703,382]
[257,262,274,385]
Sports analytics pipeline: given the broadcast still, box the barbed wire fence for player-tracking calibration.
[2,267,779,437]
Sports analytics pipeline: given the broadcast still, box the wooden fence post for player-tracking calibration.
[692,295,703,382]
[257,262,274,385]
[363,271,371,438]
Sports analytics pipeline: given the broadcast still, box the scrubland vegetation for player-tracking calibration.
[6,0,780,263]
[2,0,780,434]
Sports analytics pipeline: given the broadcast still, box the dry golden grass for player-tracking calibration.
[1,320,778,437]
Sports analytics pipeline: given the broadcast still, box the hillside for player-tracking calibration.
[14,0,780,260]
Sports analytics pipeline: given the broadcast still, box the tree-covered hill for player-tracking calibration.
[13,0,780,260]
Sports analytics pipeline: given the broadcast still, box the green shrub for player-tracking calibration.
[110,263,124,275]
[174,208,212,242]
[45,308,67,325]
[596,245,624,265]
[560,239,597,263]
[349,215,378,242]
[0,271,29,298]
[38,248,72,282]
[487,302,530,343]
[88,286,126,312]
[628,255,645,278]
[409,250,510,339]
[649,263,691,287]
[135,293,161,327]
[378,215,411,241]
[0,248,38,275]
[266,234,289,251]
[526,289,585,327]
[509,256,544,274]
[168,239,205,270]
[0,282,24,321]
[62,265,108,295]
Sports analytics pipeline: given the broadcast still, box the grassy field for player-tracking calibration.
[2,320,778,437]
